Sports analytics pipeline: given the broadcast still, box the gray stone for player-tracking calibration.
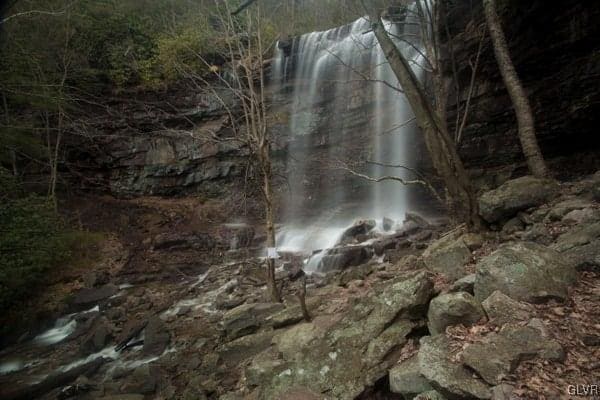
[449,274,476,294]
[461,325,564,385]
[545,198,593,222]
[222,302,284,340]
[491,384,514,400]
[252,272,434,399]
[564,239,600,271]
[427,292,485,335]
[501,217,524,234]
[383,217,394,231]
[389,355,433,397]
[474,242,577,303]
[415,391,447,400]
[418,335,491,399]
[73,284,119,307]
[562,208,600,224]
[482,291,534,326]
[422,231,471,281]
[338,219,376,244]
[461,233,484,251]
[318,245,373,272]
[143,317,170,356]
[81,317,112,354]
[218,330,275,365]
[404,212,431,228]
[478,176,560,223]
[552,222,600,252]
[337,263,373,286]
[521,223,552,245]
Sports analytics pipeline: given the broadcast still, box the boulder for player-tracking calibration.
[389,355,433,397]
[404,212,430,228]
[490,384,514,400]
[337,263,373,286]
[521,223,552,245]
[478,176,560,223]
[143,317,170,356]
[422,231,471,281]
[383,217,394,231]
[418,335,491,399]
[120,364,158,394]
[251,272,434,399]
[338,219,376,244]
[461,325,564,385]
[222,302,284,340]
[563,239,600,271]
[449,274,476,294]
[562,208,600,224]
[81,317,112,354]
[415,391,447,400]
[501,217,524,234]
[552,221,600,252]
[481,291,534,326]
[218,331,275,365]
[318,245,373,272]
[544,198,593,221]
[427,292,484,335]
[461,233,484,251]
[73,284,119,308]
[474,242,576,303]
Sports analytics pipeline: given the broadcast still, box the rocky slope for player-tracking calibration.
[0,171,598,399]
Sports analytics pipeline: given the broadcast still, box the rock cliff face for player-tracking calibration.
[71,84,248,197]
[448,0,600,186]
[69,0,600,201]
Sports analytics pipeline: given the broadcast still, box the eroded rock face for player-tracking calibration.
[474,242,576,303]
[478,176,560,223]
[427,292,485,335]
[418,335,491,399]
[245,272,434,399]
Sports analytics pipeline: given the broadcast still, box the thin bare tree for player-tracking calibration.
[364,0,482,228]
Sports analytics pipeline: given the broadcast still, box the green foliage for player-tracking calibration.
[0,193,71,310]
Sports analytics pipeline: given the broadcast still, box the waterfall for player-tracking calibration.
[274,8,427,254]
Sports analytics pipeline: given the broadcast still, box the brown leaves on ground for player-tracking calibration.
[442,271,600,399]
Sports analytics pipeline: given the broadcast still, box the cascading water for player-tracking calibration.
[273,7,427,257]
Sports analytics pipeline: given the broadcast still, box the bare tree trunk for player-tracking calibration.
[260,143,281,303]
[297,275,311,322]
[483,0,548,178]
[370,13,481,228]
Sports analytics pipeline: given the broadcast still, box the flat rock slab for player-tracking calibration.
[482,291,534,326]
[418,335,491,399]
[73,284,119,307]
[474,241,576,303]
[461,325,564,385]
[478,176,559,223]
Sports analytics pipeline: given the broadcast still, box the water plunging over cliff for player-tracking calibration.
[273,12,426,254]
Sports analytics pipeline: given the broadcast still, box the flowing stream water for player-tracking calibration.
[273,9,427,256]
